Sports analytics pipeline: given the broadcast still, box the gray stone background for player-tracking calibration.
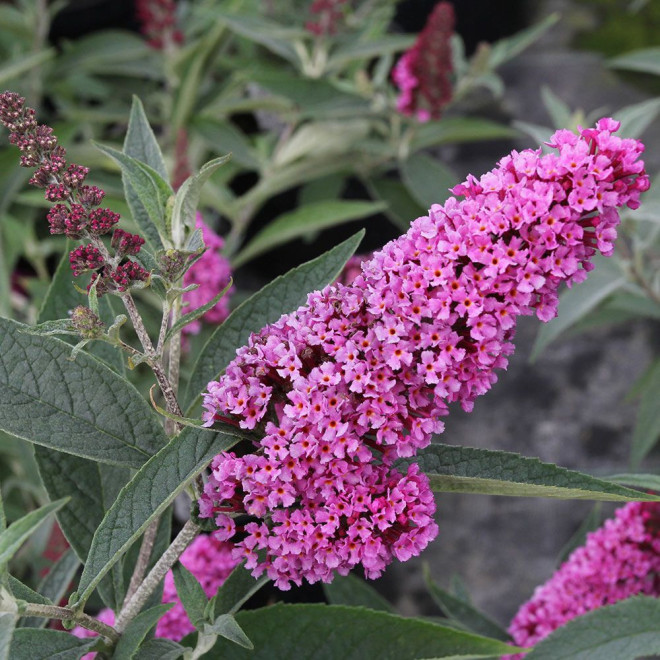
[381,0,660,626]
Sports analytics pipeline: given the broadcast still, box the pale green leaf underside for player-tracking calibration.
[10,628,96,659]
[404,443,660,502]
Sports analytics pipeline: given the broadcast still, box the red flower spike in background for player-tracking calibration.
[135,0,183,49]
[392,1,455,122]
[305,0,350,36]
[199,119,648,590]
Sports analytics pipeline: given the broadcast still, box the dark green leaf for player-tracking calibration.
[630,359,660,467]
[366,176,426,231]
[170,155,232,247]
[10,628,96,660]
[530,256,625,361]
[173,563,207,628]
[0,608,15,660]
[0,317,168,467]
[206,603,523,659]
[7,577,51,606]
[401,152,456,210]
[75,428,239,606]
[191,118,259,170]
[0,499,67,567]
[206,614,253,649]
[298,174,346,207]
[488,14,559,68]
[423,566,509,641]
[207,565,268,619]
[609,47,660,76]
[540,86,572,129]
[233,201,383,268]
[0,49,55,86]
[323,573,394,613]
[326,35,415,72]
[125,96,168,180]
[134,638,185,660]
[525,596,660,659]
[113,603,173,660]
[20,550,80,628]
[403,443,660,501]
[410,117,518,153]
[185,230,364,410]
[95,142,172,246]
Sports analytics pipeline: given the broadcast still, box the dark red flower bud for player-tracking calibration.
[111,228,145,256]
[110,261,150,291]
[69,245,105,276]
[88,207,120,235]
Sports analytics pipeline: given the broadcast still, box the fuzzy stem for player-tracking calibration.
[121,520,159,610]
[115,519,200,633]
[21,603,119,643]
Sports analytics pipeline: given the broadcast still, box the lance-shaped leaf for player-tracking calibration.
[609,47,660,76]
[402,444,660,501]
[423,566,509,641]
[205,614,253,650]
[0,317,168,467]
[134,638,185,660]
[232,200,384,268]
[7,577,51,606]
[0,610,15,660]
[607,473,660,492]
[170,155,232,247]
[125,96,168,180]
[173,563,207,628]
[97,142,173,249]
[0,499,68,567]
[9,628,96,659]
[206,603,524,659]
[630,359,660,467]
[113,604,173,660]
[525,596,660,659]
[185,230,364,409]
[206,564,268,619]
[323,573,394,613]
[74,427,239,606]
[401,152,456,210]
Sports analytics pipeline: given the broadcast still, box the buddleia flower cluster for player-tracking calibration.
[505,502,660,659]
[199,119,648,589]
[392,1,455,122]
[0,91,149,296]
[73,534,238,653]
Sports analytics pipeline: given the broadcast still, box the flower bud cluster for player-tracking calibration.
[135,0,183,49]
[305,0,349,36]
[392,1,455,122]
[70,306,105,339]
[505,502,660,659]
[199,120,647,589]
[0,91,149,296]
[73,534,239,651]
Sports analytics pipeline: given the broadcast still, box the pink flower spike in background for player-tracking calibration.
[392,1,455,122]
[73,535,239,655]
[199,120,648,590]
[182,215,234,336]
[504,502,660,659]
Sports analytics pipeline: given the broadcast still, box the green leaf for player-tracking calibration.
[165,281,233,345]
[0,49,55,86]
[530,256,625,361]
[125,96,168,181]
[134,638,185,660]
[20,550,80,628]
[74,427,239,606]
[38,242,124,374]
[170,154,232,248]
[423,566,509,641]
[608,473,660,492]
[0,499,67,567]
[233,201,383,268]
[7,576,51,606]
[202,11,303,66]
[207,565,268,619]
[173,563,207,628]
[609,47,660,76]
[191,119,259,170]
[488,13,559,68]
[34,448,130,610]
[613,98,660,139]
[206,603,523,659]
[323,573,394,613]
[113,603,173,660]
[525,596,660,659]
[0,609,15,660]
[630,358,660,467]
[540,86,572,129]
[401,152,456,211]
[10,627,96,659]
[205,614,253,649]
[410,117,518,153]
[0,317,168,467]
[185,230,364,410]
[366,176,426,231]
[326,35,415,72]
[403,443,660,502]
[95,142,173,247]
